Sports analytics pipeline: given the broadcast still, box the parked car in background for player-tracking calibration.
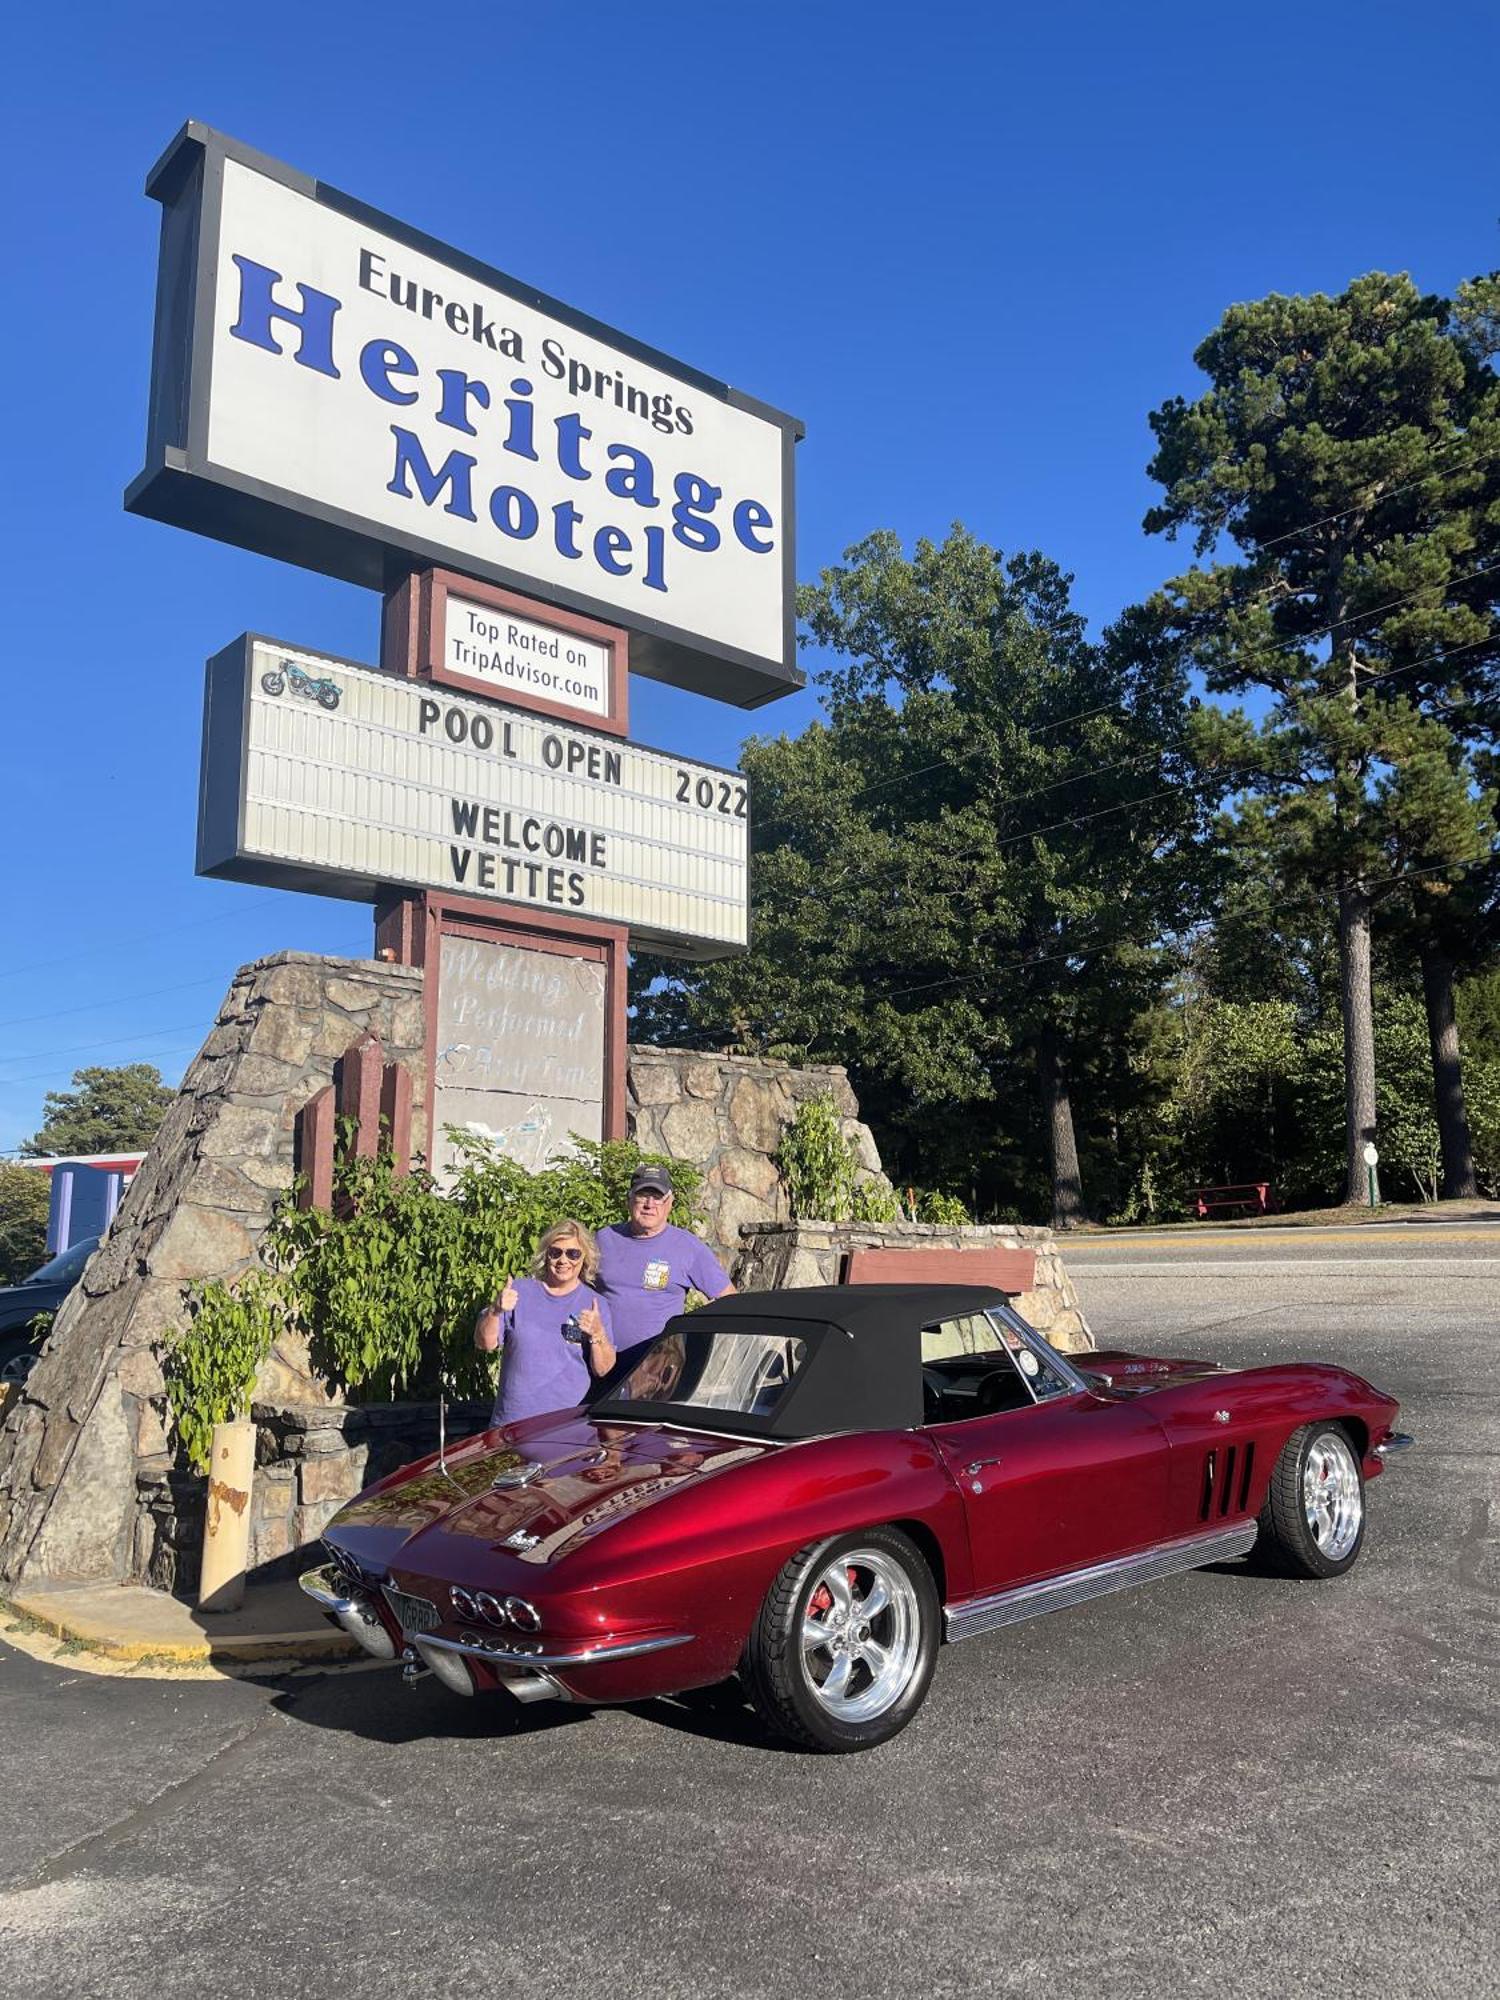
[302,1283,1412,1752]
[0,1236,98,1383]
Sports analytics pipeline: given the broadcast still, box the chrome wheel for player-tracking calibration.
[799,1548,922,1723]
[1301,1431,1363,1560]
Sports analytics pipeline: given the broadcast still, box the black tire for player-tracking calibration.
[260,671,285,695]
[1257,1423,1366,1578]
[743,1526,939,1752]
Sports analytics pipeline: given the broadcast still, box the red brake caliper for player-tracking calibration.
[809,1567,860,1620]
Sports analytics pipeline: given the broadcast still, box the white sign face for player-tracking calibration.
[198,638,749,957]
[444,594,610,718]
[433,935,606,1178]
[129,127,803,708]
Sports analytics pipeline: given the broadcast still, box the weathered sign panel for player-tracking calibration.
[128,123,803,707]
[197,636,750,957]
[433,934,607,1177]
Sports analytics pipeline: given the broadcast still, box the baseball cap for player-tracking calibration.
[629,1165,672,1197]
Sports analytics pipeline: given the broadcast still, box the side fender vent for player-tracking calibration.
[1199,1442,1255,1521]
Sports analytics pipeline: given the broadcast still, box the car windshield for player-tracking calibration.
[23,1238,97,1288]
[606,1327,810,1417]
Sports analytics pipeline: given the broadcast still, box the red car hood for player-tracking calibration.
[1083,1349,1226,1391]
[331,1409,772,1567]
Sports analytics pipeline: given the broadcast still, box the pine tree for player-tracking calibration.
[1146,273,1500,1201]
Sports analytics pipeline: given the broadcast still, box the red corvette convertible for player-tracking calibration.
[301,1284,1411,1752]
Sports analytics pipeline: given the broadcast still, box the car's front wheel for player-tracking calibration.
[744,1526,939,1752]
[1258,1423,1366,1578]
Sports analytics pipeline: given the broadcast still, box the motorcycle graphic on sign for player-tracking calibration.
[260,658,341,710]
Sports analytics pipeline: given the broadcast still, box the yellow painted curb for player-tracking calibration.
[0,1587,357,1669]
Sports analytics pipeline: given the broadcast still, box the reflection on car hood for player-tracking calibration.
[1083,1349,1226,1391]
[330,1410,771,1565]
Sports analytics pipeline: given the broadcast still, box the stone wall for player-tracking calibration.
[248,1401,492,1581]
[0,953,427,1587]
[734,1222,1093,1351]
[626,1046,891,1263]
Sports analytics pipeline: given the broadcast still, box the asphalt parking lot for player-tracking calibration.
[0,1226,1495,1999]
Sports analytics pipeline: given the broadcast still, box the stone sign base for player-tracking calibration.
[0,953,427,1588]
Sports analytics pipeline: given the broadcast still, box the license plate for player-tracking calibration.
[383,1586,439,1634]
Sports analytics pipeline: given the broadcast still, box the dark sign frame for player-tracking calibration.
[127,122,805,710]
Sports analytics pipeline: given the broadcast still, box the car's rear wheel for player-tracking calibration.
[744,1526,939,1752]
[1258,1423,1365,1578]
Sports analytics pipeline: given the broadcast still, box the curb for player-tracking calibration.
[0,1587,359,1670]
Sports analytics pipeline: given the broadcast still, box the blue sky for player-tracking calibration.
[2,0,1497,1151]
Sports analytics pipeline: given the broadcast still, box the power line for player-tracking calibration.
[1249,436,1500,555]
[0,975,225,1036]
[753,782,1198,919]
[0,895,284,985]
[0,1022,209,1074]
[0,1044,204,1100]
[753,598,1497,867]
[1175,555,1500,664]
[825,848,1499,1012]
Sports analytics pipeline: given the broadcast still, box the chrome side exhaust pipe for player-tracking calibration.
[495,1668,570,1705]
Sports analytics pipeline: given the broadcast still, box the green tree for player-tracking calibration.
[1381,847,1500,1198]
[1146,272,1500,1203]
[635,528,1215,1227]
[0,1163,51,1285]
[20,1064,175,1158]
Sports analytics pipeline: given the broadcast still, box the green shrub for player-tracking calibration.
[906,1186,971,1226]
[776,1095,898,1222]
[270,1132,698,1404]
[164,1271,286,1474]
[163,1133,703,1454]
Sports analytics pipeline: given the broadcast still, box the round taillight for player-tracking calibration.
[505,1597,542,1632]
[449,1586,478,1620]
[474,1591,508,1628]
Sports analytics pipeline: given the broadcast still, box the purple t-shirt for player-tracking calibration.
[595,1222,730,1355]
[491,1277,612,1426]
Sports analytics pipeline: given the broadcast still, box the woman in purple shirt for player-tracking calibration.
[474,1219,616,1426]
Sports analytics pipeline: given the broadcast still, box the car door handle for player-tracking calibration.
[965,1456,1003,1476]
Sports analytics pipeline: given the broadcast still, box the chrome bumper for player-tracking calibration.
[299,1563,693,1696]
[298,1563,361,1615]
[1374,1433,1415,1460]
[416,1629,693,1669]
[409,1628,691,1705]
[298,1563,397,1661]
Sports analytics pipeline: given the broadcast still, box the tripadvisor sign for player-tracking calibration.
[126,124,804,709]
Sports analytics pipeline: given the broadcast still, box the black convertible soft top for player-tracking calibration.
[589,1284,1015,1440]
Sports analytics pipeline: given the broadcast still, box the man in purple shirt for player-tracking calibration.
[595,1165,736,1356]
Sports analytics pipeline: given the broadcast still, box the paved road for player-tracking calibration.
[1,1253,1495,1999]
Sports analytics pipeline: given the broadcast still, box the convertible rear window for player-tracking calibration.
[609,1327,810,1417]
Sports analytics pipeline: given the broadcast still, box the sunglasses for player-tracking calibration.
[546,1246,584,1262]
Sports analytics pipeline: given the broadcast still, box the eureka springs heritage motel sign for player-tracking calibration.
[125,122,803,1168]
